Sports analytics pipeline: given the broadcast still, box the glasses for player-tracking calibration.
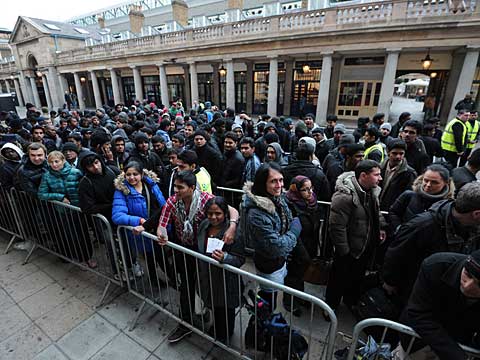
[299,187,313,193]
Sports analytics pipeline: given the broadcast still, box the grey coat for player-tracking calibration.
[196,219,245,309]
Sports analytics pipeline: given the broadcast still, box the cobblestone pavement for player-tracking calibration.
[0,230,355,359]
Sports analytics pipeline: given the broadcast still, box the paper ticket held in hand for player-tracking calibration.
[206,237,224,253]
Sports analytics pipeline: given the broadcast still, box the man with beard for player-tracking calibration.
[31,125,56,153]
[14,143,47,194]
[220,131,245,189]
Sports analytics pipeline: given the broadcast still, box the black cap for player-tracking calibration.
[62,142,79,154]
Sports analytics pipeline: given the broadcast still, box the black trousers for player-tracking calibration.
[325,252,370,310]
[444,150,461,169]
[175,249,197,324]
[212,307,236,342]
[283,242,310,309]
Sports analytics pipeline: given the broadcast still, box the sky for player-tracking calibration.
[1,0,130,30]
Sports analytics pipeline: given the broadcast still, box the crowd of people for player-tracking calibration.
[0,98,479,359]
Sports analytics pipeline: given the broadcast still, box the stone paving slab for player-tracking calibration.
[19,283,73,320]
[56,314,120,360]
[89,333,150,360]
[0,304,32,340]
[0,323,51,360]
[4,270,55,302]
[34,344,70,360]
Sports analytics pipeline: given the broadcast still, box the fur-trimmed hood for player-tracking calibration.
[412,173,455,199]
[114,169,159,195]
[242,181,276,214]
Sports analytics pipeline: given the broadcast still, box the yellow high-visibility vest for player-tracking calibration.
[195,167,212,194]
[441,118,467,153]
[466,120,480,150]
[364,143,385,163]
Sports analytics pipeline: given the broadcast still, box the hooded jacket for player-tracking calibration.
[37,162,83,206]
[329,171,384,259]
[265,142,288,166]
[0,143,24,189]
[283,160,331,202]
[379,158,417,211]
[388,174,454,232]
[241,182,297,273]
[383,199,480,300]
[112,170,166,252]
[78,152,119,219]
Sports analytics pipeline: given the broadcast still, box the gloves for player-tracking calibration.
[289,217,302,237]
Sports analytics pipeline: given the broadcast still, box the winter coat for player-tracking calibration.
[388,174,454,232]
[78,154,118,219]
[315,139,333,165]
[195,143,223,184]
[112,170,166,252]
[14,157,47,195]
[220,148,245,189]
[128,148,164,178]
[241,182,297,273]
[38,162,82,206]
[400,252,480,360]
[329,171,384,259]
[383,200,480,301]
[405,139,431,175]
[379,159,417,211]
[265,142,288,167]
[0,143,23,189]
[452,166,477,195]
[196,219,245,309]
[283,160,331,201]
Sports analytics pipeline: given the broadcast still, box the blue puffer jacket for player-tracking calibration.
[112,170,166,252]
[38,162,82,206]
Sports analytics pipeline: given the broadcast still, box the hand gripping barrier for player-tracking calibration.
[0,187,25,253]
[117,225,338,360]
[346,318,480,360]
[8,188,124,307]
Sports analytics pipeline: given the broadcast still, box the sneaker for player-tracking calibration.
[114,272,134,282]
[168,325,192,343]
[132,263,144,277]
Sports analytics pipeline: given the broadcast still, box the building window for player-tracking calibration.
[338,82,364,107]
[122,77,135,106]
[198,73,213,103]
[167,75,185,104]
[143,75,161,106]
[291,66,321,117]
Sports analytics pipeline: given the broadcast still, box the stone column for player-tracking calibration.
[109,69,122,105]
[267,56,278,116]
[13,78,24,107]
[316,52,333,126]
[90,70,103,109]
[100,78,108,105]
[448,48,480,121]
[183,64,191,110]
[158,64,169,107]
[246,62,254,114]
[73,72,86,110]
[0,80,5,93]
[131,66,144,102]
[212,63,220,105]
[226,60,235,111]
[5,80,11,93]
[21,72,33,104]
[42,75,53,110]
[377,48,401,119]
[46,67,63,109]
[189,62,199,108]
[283,60,294,116]
[29,76,42,108]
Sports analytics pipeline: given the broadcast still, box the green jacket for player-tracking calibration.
[38,162,82,206]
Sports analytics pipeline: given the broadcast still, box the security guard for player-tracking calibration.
[363,126,385,163]
[441,109,469,168]
[465,110,479,157]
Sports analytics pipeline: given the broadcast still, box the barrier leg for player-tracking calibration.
[129,299,146,331]
[23,242,37,265]
[95,281,113,309]
[4,234,17,254]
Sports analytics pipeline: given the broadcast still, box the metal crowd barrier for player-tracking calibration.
[9,188,124,307]
[346,318,480,360]
[117,225,338,360]
[0,187,25,253]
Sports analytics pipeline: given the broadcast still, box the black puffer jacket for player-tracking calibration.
[195,143,223,184]
[383,200,479,301]
[379,159,417,211]
[220,149,245,189]
[14,157,47,194]
[388,174,454,232]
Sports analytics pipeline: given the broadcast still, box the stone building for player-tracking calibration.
[0,0,479,124]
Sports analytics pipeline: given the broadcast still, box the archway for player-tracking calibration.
[26,54,48,107]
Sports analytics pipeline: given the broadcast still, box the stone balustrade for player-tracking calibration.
[17,0,480,68]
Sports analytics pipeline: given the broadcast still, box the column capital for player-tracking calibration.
[267,54,279,60]
[385,48,402,54]
[321,51,334,57]
[466,45,480,52]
